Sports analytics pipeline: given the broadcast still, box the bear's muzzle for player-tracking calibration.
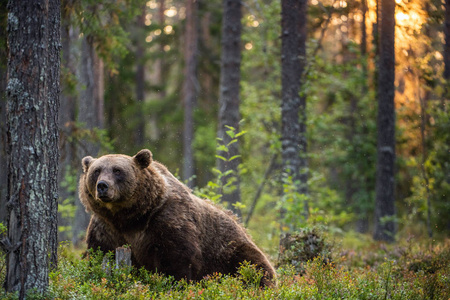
[97,181,112,202]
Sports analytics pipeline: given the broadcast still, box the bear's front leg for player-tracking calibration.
[86,215,127,254]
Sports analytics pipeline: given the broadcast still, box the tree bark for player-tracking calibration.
[182,0,199,188]
[281,0,308,223]
[72,35,104,246]
[135,7,146,147]
[4,0,60,296]
[0,1,7,225]
[374,0,396,242]
[217,0,242,216]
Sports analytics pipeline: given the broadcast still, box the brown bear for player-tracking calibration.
[79,149,276,287]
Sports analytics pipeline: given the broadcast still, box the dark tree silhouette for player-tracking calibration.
[135,7,147,147]
[374,0,396,242]
[3,0,60,296]
[281,0,309,223]
[445,0,450,104]
[182,0,199,187]
[217,0,242,216]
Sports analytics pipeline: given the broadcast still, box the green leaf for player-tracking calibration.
[227,139,238,147]
[229,155,241,161]
[226,130,235,138]
[215,155,227,161]
[235,130,247,138]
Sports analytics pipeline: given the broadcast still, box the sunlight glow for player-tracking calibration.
[154,29,162,36]
[245,42,253,50]
[146,1,158,9]
[164,25,173,34]
[165,7,177,17]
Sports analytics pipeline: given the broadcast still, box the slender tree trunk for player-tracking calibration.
[182,0,199,188]
[281,0,308,225]
[4,0,60,296]
[355,0,369,234]
[217,0,242,216]
[444,0,450,107]
[72,35,104,246]
[58,4,78,243]
[135,7,146,147]
[374,0,396,242]
[361,0,367,58]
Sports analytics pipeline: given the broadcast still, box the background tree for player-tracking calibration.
[3,0,60,296]
[182,0,199,187]
[217,0,242,216]
[280,0,308,227]
[373,0,396,242]
[445,0,450,98]
[135,7,147,148]
[72,3,106,245]
[58,0,79,242]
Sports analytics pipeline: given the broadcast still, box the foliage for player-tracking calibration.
[278,227,333,275]
[194,125,246,211]
[1,240,449,299]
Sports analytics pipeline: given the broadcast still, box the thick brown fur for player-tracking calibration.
[79,149,276,287]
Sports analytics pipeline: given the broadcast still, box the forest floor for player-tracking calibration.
[1,233,449,299]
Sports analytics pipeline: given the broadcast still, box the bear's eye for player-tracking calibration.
[113,168,122,176]
[93,169,100,176]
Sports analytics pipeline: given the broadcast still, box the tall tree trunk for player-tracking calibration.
[135,7,146,147]
[217,0,242,216]
[182,0,199,188]
[444,0,450,107]
[373,0,396,242]
[58,3,78,243]
[281,0,308,226]
[0,1,7,224]
[4,0,60,296]
[72,35,104,246]
[355,0,369,234]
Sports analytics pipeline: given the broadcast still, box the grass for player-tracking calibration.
[1,235,449,299]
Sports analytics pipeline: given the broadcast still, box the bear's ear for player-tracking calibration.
[82,156,95,173]
[133,149,153,169]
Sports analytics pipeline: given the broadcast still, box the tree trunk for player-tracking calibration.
[445,0,450,106]
[72,35,104,246]
[0,1,7,224]
[182,0,199,188]
[4,0,60,296]
[374,0,396,242]
[217,0,242,216]
[135,7,146,147]
[355,0,369,234]
[58,4,78,243]
[281,0,308,224]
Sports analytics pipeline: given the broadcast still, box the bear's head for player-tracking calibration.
[79,149,160,214]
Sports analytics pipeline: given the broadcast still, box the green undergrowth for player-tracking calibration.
[1,237,450,299]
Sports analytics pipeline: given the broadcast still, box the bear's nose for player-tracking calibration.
[97,181,109,197]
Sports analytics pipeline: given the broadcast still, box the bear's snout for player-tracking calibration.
[97,181,110,200]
